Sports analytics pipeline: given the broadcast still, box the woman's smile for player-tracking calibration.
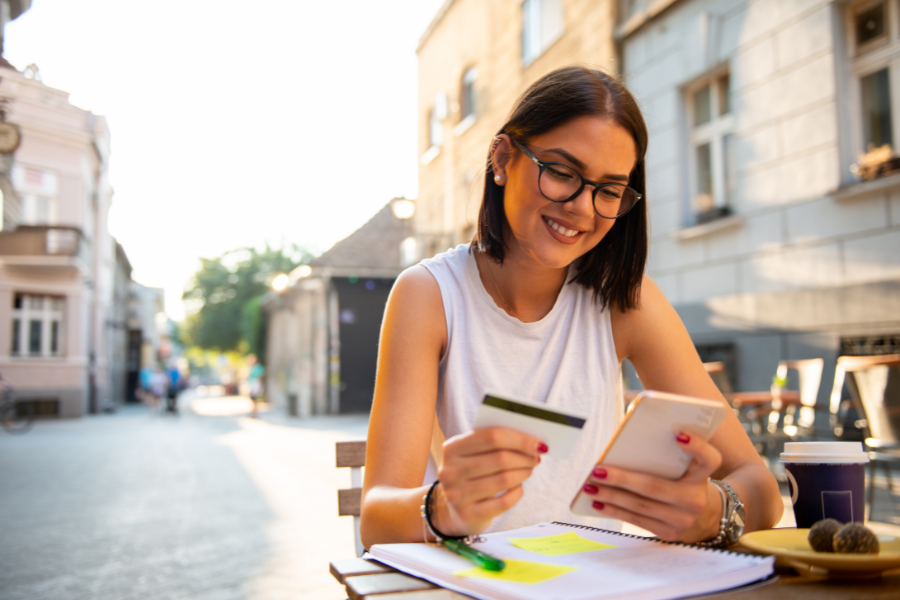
[542,216,585,244]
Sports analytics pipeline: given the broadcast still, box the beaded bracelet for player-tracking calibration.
[694,481,728,547]
[420,480,473,544]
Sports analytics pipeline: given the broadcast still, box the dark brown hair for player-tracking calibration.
[474,65,649,311]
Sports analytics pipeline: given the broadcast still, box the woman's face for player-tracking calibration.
[494,116,638,270]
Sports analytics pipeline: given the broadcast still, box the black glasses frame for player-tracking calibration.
[511,139,642,220]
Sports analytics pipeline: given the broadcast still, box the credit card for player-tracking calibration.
[471,391,587,459]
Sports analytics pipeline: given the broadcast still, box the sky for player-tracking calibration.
[5,0,446,320]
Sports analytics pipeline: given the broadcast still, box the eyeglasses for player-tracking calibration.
[512,140,641,219]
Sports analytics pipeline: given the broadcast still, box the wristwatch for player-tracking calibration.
[711,479,745,546]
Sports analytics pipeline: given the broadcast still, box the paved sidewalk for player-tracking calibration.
[0,396,368,600]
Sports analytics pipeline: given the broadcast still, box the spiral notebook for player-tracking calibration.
[369,522,774,600]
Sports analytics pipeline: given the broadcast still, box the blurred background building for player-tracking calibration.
[620,0,900,409]
[264,198,414,416]
[414,0,618,257]
[0,0,162,416]
[409,0,900,421]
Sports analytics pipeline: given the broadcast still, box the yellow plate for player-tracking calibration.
[740,529,900,576]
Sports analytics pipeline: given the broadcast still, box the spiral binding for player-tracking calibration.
[550,521,761,559]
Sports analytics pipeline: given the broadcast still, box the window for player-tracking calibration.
[422,93,447,164]
[855,2,887,47]
[428,106,443,149]
[11,294,65,357]
[454,67,479,136]
[11,166,58,225]
[861,68,893,150]
[459,67,478,121]
[687,72,734,223]
[521,0,564,66]
[848,1,900,175]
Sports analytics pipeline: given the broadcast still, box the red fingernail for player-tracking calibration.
[537,442,549,454]
[592,501,605,511]
[592,467,607,479]
[676,432,691,444]
[583,484,598,494]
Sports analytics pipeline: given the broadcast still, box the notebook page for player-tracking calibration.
[370,522,773,600]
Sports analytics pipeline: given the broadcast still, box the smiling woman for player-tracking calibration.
[361,66,783,549]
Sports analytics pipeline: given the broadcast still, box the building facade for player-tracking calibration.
[415,0,619,256]
[414,0,900,408]
[0,64,119,417]
[620,0,900,401]
[265,200,413,416]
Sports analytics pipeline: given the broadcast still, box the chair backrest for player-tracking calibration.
[336,440,366,558]
[831,354,900,443]
[776,358,824,429]
[703,361,734,400]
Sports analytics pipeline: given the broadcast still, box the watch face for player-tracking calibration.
[727,505,746,542]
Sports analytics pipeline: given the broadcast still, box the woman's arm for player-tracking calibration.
[596,275,783,542]
[360,266,543,548]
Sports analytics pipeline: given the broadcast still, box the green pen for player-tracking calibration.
[444,539,506,571]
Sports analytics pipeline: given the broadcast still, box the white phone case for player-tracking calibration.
[571,390,729,517]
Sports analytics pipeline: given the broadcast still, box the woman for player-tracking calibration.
[361,66,782,548]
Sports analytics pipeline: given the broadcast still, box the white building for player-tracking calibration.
[0,63,118,417]
[619,0,900,399]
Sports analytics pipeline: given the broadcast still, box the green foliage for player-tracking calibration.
[182,244,312,353]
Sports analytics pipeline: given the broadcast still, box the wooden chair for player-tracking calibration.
[336,440,366,558]
[336,417,446,560]
[830,354,900,516]
[773,358,825,437]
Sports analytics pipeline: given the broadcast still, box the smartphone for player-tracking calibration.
[570,390,729,517]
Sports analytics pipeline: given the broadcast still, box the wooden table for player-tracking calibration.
[330,554,900,599]
[732,390,801,407]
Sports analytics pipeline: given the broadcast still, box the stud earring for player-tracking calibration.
[494,175,501,183]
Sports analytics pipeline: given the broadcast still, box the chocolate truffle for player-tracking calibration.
[833,522,880,554]
[808,518,842,552]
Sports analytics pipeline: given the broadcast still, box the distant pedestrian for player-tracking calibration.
[166,362,181,415]
[149,366,168,413]
[246,355,264,418]
[139,366,157,410]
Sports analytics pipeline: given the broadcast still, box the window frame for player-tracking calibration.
[846,0,900,161]
[521,0,565,67]
[421,92,447,165]
[10,293,65,358]
[685,69,735,224]
[455,66,479,136]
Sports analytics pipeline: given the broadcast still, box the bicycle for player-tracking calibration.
[0,375,34,434]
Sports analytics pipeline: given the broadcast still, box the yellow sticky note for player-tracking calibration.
[509,531,616,556]
[455,558,577,584]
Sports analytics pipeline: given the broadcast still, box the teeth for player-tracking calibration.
[545,217,580,237]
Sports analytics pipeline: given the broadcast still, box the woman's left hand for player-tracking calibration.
[580,432,724,543]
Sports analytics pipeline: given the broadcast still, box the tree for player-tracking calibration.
[181,244,312,354]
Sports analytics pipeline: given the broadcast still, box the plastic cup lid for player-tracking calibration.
[780,441,869,464]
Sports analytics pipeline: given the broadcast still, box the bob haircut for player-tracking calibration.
[474,65,649,311]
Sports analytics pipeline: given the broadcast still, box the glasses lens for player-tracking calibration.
[538,163,582,202]
[594,184,635,218]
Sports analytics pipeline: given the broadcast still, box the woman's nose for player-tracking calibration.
[564,186,596,217]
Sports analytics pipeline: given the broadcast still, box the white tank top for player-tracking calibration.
[420,244,624,533]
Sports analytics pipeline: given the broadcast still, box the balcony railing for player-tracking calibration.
[0,225,89,264]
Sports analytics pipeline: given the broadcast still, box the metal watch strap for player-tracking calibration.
[711,479,745,546]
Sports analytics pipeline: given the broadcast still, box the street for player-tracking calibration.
[0,394,367,600]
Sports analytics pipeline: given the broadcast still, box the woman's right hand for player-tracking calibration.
[432,427,547,536]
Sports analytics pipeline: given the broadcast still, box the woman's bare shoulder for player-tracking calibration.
[384,264,447,351]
